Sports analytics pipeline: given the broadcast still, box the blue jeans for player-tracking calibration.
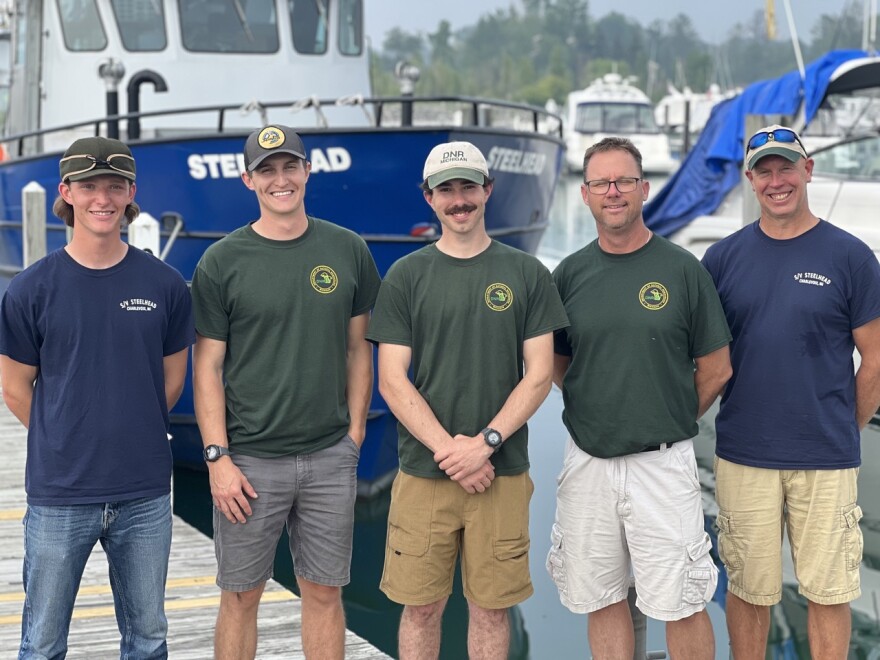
[19,494,172,660]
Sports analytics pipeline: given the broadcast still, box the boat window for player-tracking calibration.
[337,0,362,55]
[604,104,639,132]
[111,0,167,52]
[288,0,328,54]
[812,136,880,180]
[576,103,660,134]
[179,0,279,53]
[635,105,660,133]
[56,0,108,51]
[574,105,602,133]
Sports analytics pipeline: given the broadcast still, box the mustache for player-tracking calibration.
[445,204,478,215]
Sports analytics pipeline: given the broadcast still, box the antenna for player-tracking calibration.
[781,0,806,81]
[864,0,878,53]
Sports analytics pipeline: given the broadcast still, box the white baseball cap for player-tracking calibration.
[422,141,489,189]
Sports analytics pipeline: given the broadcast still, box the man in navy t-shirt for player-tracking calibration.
[0,137,194,659]
[702,125,880,658]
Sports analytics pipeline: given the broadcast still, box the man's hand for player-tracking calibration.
[456,460,496,494]
[435,433,494,481]
[347,427,366,448]
[208,458,258,524]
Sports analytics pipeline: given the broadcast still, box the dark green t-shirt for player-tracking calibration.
[553,236,730,458]
[192,217,381,457]
[366,241,569,478]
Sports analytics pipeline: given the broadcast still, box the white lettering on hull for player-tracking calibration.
[485,147,546,175]
[188,148,352,179]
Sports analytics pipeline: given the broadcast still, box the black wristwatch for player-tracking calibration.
[203,445,231,462]
[481,428,503,453]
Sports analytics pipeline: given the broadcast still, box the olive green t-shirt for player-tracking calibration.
[553,236,731,458]
[366,241,569,478]
[192,217,381,457]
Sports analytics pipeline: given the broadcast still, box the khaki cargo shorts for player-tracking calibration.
[714,457,862,606]
[380,470,534,609]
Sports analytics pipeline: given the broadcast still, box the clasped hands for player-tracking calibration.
[434,432,496,494]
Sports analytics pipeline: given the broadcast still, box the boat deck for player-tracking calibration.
[0,406,390,659]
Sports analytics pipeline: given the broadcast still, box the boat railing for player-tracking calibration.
[1,95,563,158]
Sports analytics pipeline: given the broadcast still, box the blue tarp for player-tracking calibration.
[644,50,869,236]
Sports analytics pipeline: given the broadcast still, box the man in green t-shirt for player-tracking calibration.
[547,137,732,659]
[191,125,380,659]
[367,141,569,659]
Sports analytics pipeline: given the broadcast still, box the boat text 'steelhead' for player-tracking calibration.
[746,125,807,170]
[423,141,490,189]
[244,125,308,173]
[59,137,136,183]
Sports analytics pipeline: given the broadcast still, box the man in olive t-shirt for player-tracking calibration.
[191,126,380,660]
[367,141,568,659]
[547,137,731,660]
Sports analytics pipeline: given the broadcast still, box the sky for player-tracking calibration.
[364,0,845,47]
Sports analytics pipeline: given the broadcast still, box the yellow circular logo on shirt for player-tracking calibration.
[258,126,285,149]
[485,283,513,311]
[310,266,338,294]
[639,282,668,310]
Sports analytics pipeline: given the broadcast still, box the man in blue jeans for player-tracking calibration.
[0,136,194,659]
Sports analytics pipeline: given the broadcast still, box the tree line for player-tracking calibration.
[370,0,868,106]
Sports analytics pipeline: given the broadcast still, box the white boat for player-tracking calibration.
[562,72,677,175]
[654,83,737,159]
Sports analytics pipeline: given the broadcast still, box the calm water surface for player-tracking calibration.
[173,173,880,658]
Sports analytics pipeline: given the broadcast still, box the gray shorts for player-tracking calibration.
[214,435,359,591]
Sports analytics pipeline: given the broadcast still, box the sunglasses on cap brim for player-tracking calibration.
[746,129,805,152]
[60,153,135,179]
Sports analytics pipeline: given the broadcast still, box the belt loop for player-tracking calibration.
[658,442,669,454]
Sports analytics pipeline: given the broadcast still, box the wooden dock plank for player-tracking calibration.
[0,406,390,658]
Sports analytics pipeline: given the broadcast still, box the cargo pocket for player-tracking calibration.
[546,523,567,594]
[715,512,742,571]
[387,523,429,558]
[842,504,864,572]
[494,536,530,560]
[683,533,717,605]
[491,533,530,600]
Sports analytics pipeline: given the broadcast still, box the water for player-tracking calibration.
[172,173,880,658]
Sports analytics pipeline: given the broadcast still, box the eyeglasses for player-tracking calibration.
[60,153,135,179]
[584,177,641,194]
[746,129,804,152]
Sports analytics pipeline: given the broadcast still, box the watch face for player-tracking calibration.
[205,445,222,461]
[486,431,502,446]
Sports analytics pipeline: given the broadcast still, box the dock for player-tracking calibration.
[0,408,390,658]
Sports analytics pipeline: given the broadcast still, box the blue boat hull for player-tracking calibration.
[0,127,563,489]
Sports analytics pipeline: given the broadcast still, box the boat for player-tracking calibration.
[644,49,880,260]
[654,83,736,160]
[562,72,677,175]
[0,1,565,495]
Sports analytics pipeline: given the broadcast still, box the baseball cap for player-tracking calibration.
[745,124,807,170]
[244,125,307,172]
[423,141,489,189]
[59,137,136,182]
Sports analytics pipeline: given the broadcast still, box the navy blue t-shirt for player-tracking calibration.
[702,220,880,469]
[0,247,194,505]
